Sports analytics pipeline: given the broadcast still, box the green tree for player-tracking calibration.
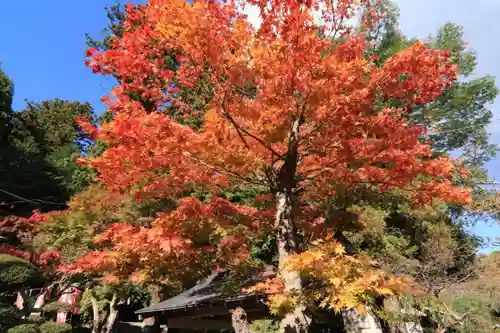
[356,6,497,330]
[7,324,40,333]
[0,68,68,216]
[369,8,498,168]
[0,66,98,216]
[13,99,97,195]
[85,2,126,52]
[39,322,72,333]
[0,66,14,141]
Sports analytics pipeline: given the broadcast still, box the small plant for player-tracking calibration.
[26,316,45,324]
[0,301,22,331]
[251,320,279,333]
[0,255,44,292]
[42,302,72,313]
[39,322,72,333]
[7,324,40,333]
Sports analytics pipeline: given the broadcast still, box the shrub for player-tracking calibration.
[42,301,71,313]
[452,294,491,313]
[0,301,22,332]
[0,255,44,292]
[251,320,279,333]
[450,295,495,333]
[7,324,40,333]
[39,322,72,333]
[25,316,45,324]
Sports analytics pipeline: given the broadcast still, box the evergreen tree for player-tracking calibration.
[0,67,97,216]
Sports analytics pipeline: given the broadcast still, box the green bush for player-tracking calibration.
[452,294,491,313]
[39,322,72,333]
[7,324,40,333]
[450,295,495,333]
[25,316,45,324]
[0,302,22,333]
[0,255,44,292]
[251,320,279,333]
[42,301,71,313]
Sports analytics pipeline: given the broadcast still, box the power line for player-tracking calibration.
[0,188,66,207]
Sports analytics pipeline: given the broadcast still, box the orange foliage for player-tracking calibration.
[79,0,469,206]
[68,0,472,311]
[59,196,272,287]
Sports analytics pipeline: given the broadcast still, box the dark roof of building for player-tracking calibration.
[136,267,274,315]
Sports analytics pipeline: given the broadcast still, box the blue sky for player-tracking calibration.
[1,1,499,249]
[0,1,119,113]
[394,0,500,251]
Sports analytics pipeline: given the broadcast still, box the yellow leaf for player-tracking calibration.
[319,299,329,309]
[339,293,358,309]
[333,303,343,313]
[214,226,226,236]
[375,287,394,295]
[329,277,342,287]
[356,303,367,315]
[334,243,345,255]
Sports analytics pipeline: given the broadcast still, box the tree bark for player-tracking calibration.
[90,289,120,333]
[90,289,103,333]
[231,307,254,333]
[103,292,119,333]
[342,308,383,333]
[141,285,161,333]
[278,302,311,333]
[274,118,312,333]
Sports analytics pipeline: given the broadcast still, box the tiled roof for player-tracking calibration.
[136,267,274,315]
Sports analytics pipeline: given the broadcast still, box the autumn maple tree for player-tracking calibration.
[70,0,473,331]
[0,211,61,274]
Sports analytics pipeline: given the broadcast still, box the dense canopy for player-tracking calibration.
[1,1,499,333]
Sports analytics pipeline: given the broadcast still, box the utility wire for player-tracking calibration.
[0,188,66,207]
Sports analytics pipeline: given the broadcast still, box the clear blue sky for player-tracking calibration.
[1,1,499,250]
[0,1,120,113]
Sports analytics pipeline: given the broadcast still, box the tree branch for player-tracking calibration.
[184,152,267,186]
[203,82,283,159]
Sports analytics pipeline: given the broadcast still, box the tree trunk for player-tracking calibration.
[342,308,383,333]
[274,118,312,333]
[231,307,254,333]
[141,285,161,333]
[103,292,119,333]
[275,190,311,333]
[90,289,103,333]
[279,302,311,333]
[29,291,46,317]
